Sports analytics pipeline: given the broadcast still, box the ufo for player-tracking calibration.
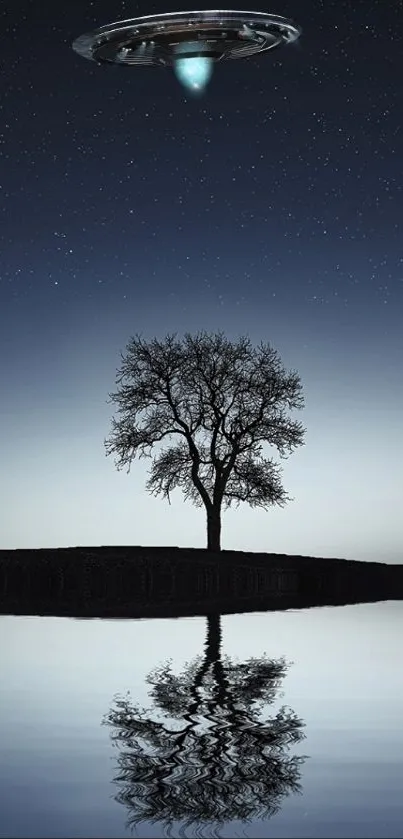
[72,9,301,94]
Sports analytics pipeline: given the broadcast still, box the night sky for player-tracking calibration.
[1,0,402,560]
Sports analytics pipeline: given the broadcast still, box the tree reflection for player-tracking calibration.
[103,614,307,835]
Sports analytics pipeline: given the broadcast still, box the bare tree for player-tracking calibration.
[104,331,305,551]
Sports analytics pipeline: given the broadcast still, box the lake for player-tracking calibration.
[1,601,402,838]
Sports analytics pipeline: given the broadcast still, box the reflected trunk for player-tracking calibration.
[205,613,222,661]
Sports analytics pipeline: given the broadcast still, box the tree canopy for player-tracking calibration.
[105,331,305,549]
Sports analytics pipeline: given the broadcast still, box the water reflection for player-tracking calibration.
[103,613,307,836]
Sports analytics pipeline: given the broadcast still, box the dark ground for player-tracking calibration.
[1,545,402,619]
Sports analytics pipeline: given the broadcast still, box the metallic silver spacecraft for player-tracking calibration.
[72,10,301,94]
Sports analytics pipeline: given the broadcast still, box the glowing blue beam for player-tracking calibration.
[173,56,213,95]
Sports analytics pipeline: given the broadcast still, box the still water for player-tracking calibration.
[1,601,403,838]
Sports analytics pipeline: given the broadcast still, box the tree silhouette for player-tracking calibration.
[103,614,307,836]
[104,331,305,550]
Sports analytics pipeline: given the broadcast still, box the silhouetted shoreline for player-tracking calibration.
[0,545,402,619]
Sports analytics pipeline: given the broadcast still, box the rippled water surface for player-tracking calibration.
[1,601,403,838]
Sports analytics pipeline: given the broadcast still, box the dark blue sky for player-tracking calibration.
[1,0,402,559]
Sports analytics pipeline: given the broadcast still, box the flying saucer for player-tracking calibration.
[72,10,301,94]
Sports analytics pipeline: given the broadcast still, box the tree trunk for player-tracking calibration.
[206,504,221,552]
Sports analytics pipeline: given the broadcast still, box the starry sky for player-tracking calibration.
[1,0,402,561]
